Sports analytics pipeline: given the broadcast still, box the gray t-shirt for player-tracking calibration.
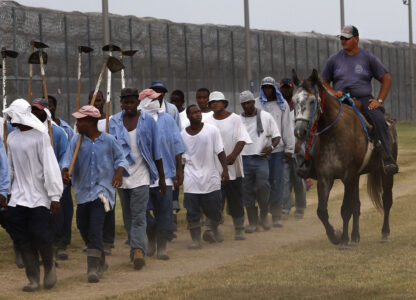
[321,49,388,98]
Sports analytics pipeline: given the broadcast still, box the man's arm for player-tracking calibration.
[322,80,343,98]
[155,159,166,195]
[226,141,245,165]
[217,151,229,184]
[369,73,392,110]
[174,153,184,189]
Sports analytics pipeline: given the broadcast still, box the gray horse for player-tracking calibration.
[292,69,397,246]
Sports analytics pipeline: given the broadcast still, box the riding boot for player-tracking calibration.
[39,244,57,289]
[233,216,246,240]
[383,157,399,176]
[14,244,24,268]
[146,227,157,257]
[245,207,259,233]
[87,249,102,283]
[156,236,169,260]
[21,247,40,292]
[188,225,202,249]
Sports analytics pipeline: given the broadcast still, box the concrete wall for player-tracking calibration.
[0,1,414,124]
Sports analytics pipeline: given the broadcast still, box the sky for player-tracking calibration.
[11,0,413,43]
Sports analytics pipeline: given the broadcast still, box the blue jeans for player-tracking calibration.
[282,158,306,212]
[118,185,149,253]
[184,190,222,225]
[6,205,53,251]
[76,199,106,251]
[242,155,270,212]
[147,186,173,239]
[52,185,74,249]
[268,151,285,216]
[221,178,244,219]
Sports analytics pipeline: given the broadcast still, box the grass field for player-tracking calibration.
[0,123,415,299]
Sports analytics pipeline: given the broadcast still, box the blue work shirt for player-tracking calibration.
[156,113,186,179]
[0,137,10,198]
[109,110,161,184]
[58,119,74,141]
[165,100,181,129]
[52,124,69,168]
[62,133,129,208]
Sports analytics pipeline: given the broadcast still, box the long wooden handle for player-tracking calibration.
[28,44,34,103]
[105,102,110,133]
[48,120,54,151]
[77,79,81,111]
[3,121,7,153]
[68,135,82,176]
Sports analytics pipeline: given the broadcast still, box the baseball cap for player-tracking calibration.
[239,90,255,104]
[261,76,276,87]
[208,91,228,108]
[150,80,168,93]
[139,88,162,101]
[31,98,49,110]
[72,105,101,119]
[279,78,294,87]
[338,25,359,39]
[120,87,139,98]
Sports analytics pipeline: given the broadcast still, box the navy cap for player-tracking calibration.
[150,80,168,93]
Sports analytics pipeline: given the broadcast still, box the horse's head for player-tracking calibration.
[291,69,322,142]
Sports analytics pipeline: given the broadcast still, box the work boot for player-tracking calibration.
[87,249,102,283]
[97,251,108,279]
[383,157,399,176]
[188,226,202,249]
[21,247,40,292]
[156,236,169,260]
[259,211,271,231]
[203,218,223,243]
[270,205,284,228]
[245,207,259,233]
[56,248,68,260]
[233,216,246,240]
[133,249,145,270]
[39,244,57,289]
[103,243,112,256]
[280,209,290,221]
[294,208,304,219]
[146,228,157,257]
[14,245,24,268]
[272,216,284,228]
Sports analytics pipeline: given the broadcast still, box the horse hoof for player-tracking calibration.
[349,241,359,247]
[338,243,351,251]
[380,235,390,243]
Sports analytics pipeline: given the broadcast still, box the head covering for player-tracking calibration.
[259,76,286,111]
[279,78,294,88]
[239,90,255,104]
[120,87,139,98]
[208,91,228,108]
[338,25,359,38]
[31,98,49,110]
[72,105,101,119]
[139,88,162,101]
[3,99,47,133]
[150,80,168,93]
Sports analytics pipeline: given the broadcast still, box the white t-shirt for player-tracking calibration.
[205,113,252,180]
[241,110,281,156]
[181,110,214,131]
[121,129,150,189]
[181,123,224,194]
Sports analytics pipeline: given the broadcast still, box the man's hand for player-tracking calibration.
[284,152,292,163]
[62,169,71,185]
[334,90,343,98]
[159,178,167,195]
[50,201,61,215]
[260,146,273,157]
[226,154,237,165]
[368,99,382,110]
[111,167,124,188]
[295,141,303,154]
[174,170,183,189]
[0,195,7,211]
[221,170,229,184]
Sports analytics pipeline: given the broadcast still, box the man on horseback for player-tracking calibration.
[321,25,398,176]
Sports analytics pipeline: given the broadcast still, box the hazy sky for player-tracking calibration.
[12,0,412,43]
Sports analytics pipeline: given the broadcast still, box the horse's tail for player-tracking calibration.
[367,169,383,212]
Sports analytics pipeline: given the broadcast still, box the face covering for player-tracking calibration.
[139,97,161,120]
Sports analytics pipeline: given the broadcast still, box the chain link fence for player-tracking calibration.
[0,1,414,124]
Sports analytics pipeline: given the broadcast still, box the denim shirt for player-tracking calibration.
[59,119,74,141]
[0,137,10,198]
[52,124,69,168]
[62,133,129,207]
[156,113,186,179]
[109,110,161,184]
[165,100,181,129]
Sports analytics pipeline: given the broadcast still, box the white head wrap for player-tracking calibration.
[3,99,47,133]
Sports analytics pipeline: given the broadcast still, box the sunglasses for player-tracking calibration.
[340,36,352,41]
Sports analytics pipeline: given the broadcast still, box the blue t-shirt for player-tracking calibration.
[321,49,388,98]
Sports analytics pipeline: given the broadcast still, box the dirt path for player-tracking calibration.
[0,169,414,300]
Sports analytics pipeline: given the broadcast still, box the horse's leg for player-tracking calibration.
[350,178,361,244]
[381,173,393,242]
[317,178,341,245]
[340,178,359,246]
